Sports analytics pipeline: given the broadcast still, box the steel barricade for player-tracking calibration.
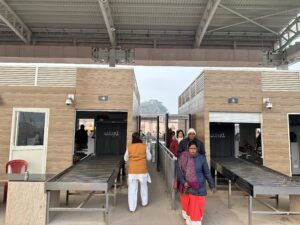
[158,142,177,210]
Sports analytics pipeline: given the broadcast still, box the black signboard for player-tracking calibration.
[210,123,234,158]
[95,121,127,155]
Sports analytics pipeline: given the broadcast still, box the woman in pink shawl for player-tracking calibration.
[177,140,216,225]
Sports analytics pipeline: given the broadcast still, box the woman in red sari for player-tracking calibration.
[177,140,215,225]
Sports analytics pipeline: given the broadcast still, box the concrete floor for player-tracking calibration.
[0,164,300,225]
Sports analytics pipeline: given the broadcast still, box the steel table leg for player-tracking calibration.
[120,168,123,186]
[104,190,109,225]
[215,170,218,190]
[228,179,232,209]
[114,178,117,206]
[46,191,50,224]
[248,195,253,225]
[275,194,279,208]
[66,190,69,206]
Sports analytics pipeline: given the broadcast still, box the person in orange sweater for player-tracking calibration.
[124,132,152,212]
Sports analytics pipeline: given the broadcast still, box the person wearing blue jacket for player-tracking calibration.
[177,140,215,225]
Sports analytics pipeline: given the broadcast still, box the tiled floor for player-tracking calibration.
[0,163,300,225]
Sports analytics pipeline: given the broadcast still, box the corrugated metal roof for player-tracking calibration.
[0,0,299,48]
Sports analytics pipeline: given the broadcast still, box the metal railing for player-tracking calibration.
[142,136,178,210]
[142,136,157,163]
[158,141,177,210]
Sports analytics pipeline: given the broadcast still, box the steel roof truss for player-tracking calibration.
[194,0,222,48]
[0,0,31,43]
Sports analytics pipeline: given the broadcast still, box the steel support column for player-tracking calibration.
[156,116,160,172]
[194,0,221,48]
[97,0,116,47]
[137,115,141,132]
[97,0,116,67]
[165,113,169,143]
[188,114,192,128]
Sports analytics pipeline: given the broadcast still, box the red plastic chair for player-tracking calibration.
[3,160,28,203]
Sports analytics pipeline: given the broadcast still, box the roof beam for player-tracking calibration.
[219,3,277,35]
[277,15,300,51]
[97,0,116,47]
[194,0,221,48]
[208,7,300,33]
[0,0,31,43]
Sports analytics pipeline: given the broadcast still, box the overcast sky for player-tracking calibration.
[289,62,300,71]
[134,66,202,113]
[134,62,300,114]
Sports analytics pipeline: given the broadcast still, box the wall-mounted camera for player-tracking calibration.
[263,98,273,110]
[65,94,74,106]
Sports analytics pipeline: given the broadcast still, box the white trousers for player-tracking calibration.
[128,179,148,211]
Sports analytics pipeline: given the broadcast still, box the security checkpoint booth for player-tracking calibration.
[179,69,300,224]
[1,66,140,225]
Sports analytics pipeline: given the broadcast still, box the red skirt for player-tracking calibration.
[180,193,206,223]
[180,193,189,213]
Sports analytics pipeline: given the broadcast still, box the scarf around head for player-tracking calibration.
[178,151,199,192]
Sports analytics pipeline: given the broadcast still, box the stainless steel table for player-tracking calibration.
[45,155,123,225]
[211,157,300,225]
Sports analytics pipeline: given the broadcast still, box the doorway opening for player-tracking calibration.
[288,114,300,176]
[74,111,127,163]
[210,122,262,165]
[238,123,262,165]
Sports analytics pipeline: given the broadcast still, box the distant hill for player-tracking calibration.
[140,99,168,114]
